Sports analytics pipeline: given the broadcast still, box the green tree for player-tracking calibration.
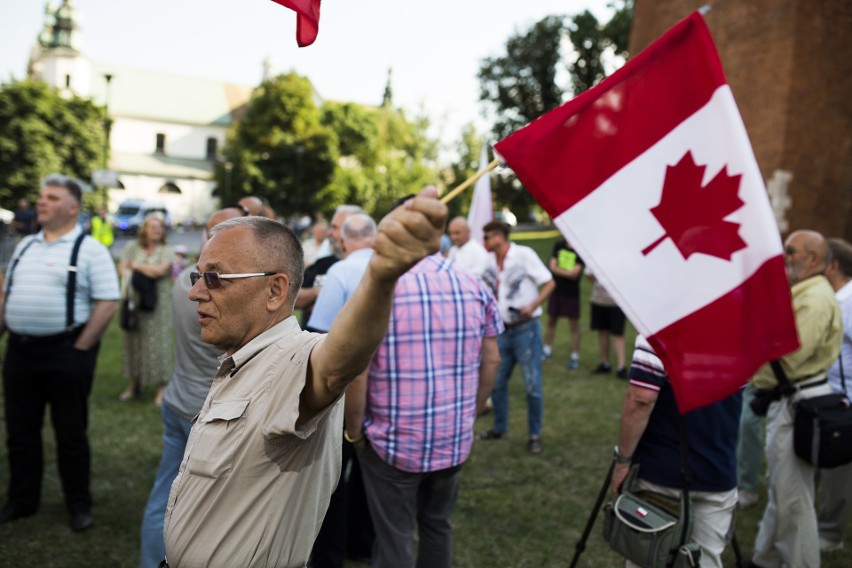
[219,72,338,215]
[568,1,634,93]
[568,10,607,94]
[477,3,634,220]
[478,15,566,141]
[0,79,105,204]
[321,100,437,217]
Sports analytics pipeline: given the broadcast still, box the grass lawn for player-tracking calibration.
[0,232,849,566]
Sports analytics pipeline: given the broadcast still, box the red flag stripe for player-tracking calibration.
[494,12,726,217]
[647,256,798,412]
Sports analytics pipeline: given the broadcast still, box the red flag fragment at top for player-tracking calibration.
[271,0,321,47]
[494,12,799,412]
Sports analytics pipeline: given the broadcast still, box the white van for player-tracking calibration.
[113,200,172,235]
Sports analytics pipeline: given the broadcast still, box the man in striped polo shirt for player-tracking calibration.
[345,250,502,568]
[0,174,120,531]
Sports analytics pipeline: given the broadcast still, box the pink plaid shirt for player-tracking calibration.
[365,254,502,472]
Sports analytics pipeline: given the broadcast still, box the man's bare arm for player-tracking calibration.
[302,188,447,419]
[343,369,369,450]
[610,384,658,496]
[477,336,500,415]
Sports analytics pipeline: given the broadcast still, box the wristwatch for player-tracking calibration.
[613,445,633,464]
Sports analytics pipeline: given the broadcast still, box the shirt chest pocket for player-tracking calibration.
[187,399,250,479]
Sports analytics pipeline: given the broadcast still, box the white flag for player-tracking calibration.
[467,145,493,246]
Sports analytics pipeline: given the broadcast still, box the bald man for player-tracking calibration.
[307,212,376,333]
[238,196,274,218]
[750,230,842,568]
[447,216,490,277]
[138,206,245,568]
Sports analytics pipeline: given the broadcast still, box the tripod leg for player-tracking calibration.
[569,459,616,568]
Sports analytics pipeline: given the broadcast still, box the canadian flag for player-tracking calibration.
[271,0,321,47]
[494,12,799,411]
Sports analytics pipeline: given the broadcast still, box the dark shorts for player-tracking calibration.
[590,304,626,335]
[548,294,580,319]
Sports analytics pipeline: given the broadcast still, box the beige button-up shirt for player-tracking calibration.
[164,317,341,567]
[753,275,842,389]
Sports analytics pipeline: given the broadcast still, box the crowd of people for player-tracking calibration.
[0,174,850,568]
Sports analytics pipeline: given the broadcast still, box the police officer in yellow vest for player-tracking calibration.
[89,206,114,248]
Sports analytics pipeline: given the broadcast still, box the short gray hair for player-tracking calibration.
[210,216,304,305]
[342,213,376,242]
[334,204,365,218]
[42,173,82,204]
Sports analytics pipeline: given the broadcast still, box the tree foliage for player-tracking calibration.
[478,15,566,142]
[218,72,338,216]
[321,100,437,217]
[220,72,438,219]
[0,79,105,204]
[476,1,634,220]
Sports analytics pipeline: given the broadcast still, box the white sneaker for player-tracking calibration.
[737,490,759,510]
[819,537,844,552]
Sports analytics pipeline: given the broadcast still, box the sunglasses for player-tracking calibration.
[189,271,276,289]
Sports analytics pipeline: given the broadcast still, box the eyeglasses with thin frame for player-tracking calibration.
[189,271,276,289]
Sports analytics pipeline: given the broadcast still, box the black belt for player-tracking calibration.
[504,318,536,330]
[9,326,84,346]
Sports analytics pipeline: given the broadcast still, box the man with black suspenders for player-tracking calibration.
[0,174,119,531]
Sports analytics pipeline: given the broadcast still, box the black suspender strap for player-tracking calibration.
[2,238,38,324]
[66,232,87,330]
[4,238,37,293]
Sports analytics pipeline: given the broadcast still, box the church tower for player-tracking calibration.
[27,0,93,98]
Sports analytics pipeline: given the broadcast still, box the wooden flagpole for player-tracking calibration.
[439,158,500,205]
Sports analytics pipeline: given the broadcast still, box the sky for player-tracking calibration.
[0,0,611,152]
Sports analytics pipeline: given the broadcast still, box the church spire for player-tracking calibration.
[381,67,393,108]
[41,0,81,52]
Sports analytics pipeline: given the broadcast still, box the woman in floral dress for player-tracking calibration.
[118,215,174,405]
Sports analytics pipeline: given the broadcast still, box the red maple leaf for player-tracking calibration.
[642,151,746,260]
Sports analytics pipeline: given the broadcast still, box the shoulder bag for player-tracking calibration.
[602,417,701,568]
[771,360,852,468]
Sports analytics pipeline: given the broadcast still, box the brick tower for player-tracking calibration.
[629,0,852,240]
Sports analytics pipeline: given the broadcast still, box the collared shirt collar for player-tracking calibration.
[218,315,302,375]
[34,224,82,244]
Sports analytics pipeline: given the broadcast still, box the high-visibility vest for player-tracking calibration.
[91,215,114,247]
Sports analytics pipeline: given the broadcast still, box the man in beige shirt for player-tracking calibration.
[162,189,446,568]
[750,230,842,568]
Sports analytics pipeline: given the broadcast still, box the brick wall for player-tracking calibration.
[629,0,852,240]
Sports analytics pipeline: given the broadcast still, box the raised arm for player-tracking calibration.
[302,188,447,419]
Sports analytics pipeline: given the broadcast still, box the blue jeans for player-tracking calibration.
[139,404,193,568]
[492,319,544,437]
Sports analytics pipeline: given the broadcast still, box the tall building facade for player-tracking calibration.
[26,0,254,224]
[630,0,852,240]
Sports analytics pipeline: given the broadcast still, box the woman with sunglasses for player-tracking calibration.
[118,214,174,405]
